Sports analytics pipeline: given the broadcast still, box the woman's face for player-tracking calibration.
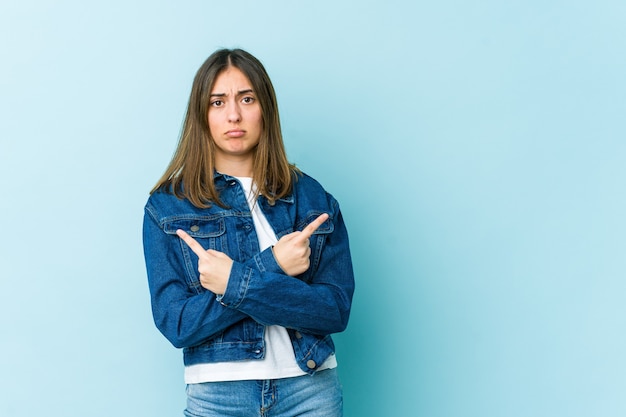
[208,66,263,170]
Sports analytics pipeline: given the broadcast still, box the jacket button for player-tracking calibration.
[190,225,200,232]
[295,331,302,339]
[306,360,316,369]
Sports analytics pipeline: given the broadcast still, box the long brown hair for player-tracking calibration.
[151,48,298,207]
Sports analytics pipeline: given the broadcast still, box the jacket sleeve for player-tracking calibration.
[143,208,248,349]
[218,198,355,336]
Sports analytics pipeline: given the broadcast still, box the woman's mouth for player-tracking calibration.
[226,129,245,138]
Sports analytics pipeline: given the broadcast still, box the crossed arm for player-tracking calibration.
[145,207,353,347]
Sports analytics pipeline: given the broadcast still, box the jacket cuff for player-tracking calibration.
[218,248,285,308]
[218,261,251,308]
[255,246,285,274]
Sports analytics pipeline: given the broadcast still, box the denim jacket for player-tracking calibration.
[143,171,355,375]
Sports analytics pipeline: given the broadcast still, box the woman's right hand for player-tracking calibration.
[271,213,329,276]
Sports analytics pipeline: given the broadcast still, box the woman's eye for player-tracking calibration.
[211,100,223,107]
[242,96,255,104]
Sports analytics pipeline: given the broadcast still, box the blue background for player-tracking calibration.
[1,1,625,416]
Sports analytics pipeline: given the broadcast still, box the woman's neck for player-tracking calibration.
[215,156,254,177]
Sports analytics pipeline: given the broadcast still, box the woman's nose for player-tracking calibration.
[227,103,241,122]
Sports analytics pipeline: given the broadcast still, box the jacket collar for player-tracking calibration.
[213,171,295,204]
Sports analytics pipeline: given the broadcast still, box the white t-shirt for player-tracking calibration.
[184,177,336,383]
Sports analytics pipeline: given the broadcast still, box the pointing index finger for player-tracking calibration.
[300,213,329,240]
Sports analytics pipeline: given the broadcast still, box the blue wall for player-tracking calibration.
[1,1,625,416]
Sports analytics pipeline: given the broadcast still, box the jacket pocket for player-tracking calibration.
[297,211,334,235]
[163,216,226,239]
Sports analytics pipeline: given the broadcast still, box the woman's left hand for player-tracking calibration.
[176,229,233,295]
[271,213,329,276]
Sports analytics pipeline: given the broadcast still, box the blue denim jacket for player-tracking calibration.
[143,171,355,375]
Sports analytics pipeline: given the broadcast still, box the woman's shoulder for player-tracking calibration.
[292,171,331,197]
[144,188,206,221]
[292,171,340,208]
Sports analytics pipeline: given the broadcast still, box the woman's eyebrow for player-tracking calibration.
[210,89,255,98]
[237,89,254,96]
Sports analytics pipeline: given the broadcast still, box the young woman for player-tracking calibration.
[142,48,355,417]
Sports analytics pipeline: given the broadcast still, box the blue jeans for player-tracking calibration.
[184,368,343,417]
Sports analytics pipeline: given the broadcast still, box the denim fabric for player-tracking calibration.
[184,368,343,417]
[143,172,355,374]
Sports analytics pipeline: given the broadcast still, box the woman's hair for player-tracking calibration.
[151,48,298,208]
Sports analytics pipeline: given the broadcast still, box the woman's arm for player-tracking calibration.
[217,204,355,336]
[143,210,248,349]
